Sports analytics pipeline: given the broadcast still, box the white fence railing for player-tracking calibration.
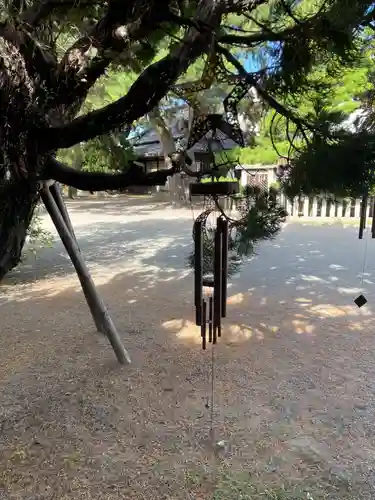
[278,194,374,219]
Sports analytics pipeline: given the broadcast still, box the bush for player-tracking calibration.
[25,210,53,256]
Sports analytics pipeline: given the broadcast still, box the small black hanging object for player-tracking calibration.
[354,294,368,308]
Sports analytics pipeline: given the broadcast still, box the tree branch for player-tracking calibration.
[21,0,102,27]
[221,0,268,14]
[47,0,167,118]
[217,44,314,137]
[42,0,223,150]
[41,155,180,191]
[219,30,284,44]
[0,22,58,89]
[218,1,331,46]
[279,0,301,25]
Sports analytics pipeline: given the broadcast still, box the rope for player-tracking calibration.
[210,342,215,443]
[204,330,216,443]
[361,228,369,289]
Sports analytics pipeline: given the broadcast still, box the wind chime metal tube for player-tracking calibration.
[208,296,213,343]
[220,216,229,318]
[201,300,207,350]
[359,193,368,240]
[194,220,203,326]
[213,217,223,341]
[371,197,375,239]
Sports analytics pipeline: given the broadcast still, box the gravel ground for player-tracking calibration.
[1,198,375,499]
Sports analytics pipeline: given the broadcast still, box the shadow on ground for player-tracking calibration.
[1,223,375,499]
[7,217,192,283]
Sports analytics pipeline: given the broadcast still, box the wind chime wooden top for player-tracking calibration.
[190,179,239,197]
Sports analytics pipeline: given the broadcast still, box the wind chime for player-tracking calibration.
[171,52,252,444]
[174,53,250,346]
[354,193,375,308]
[191,188,237,350]
[189,174,239,444]
[185,113,242,349]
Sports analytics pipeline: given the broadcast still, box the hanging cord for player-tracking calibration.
[204,340,216,442]
[210,342,215,443]
[361,229,369,290]
[354,226,370,308]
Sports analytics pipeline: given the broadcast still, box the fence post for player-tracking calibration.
[294,197,299,216]
[354,199,361,218]
[303,197,309,217]
[312,197,318,217]
[321,198,327,217]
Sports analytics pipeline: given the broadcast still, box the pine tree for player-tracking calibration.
[0,0,373,278]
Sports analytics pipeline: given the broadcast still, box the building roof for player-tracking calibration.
[130,107,240,158]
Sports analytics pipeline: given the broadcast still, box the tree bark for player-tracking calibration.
[0,0,221,278]
[0,185,39,281]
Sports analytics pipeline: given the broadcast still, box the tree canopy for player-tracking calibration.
[1,0,374,192]
[224,59,371,168]
[1,0,375,278]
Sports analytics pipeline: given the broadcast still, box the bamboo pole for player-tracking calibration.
[40,184,131,365]
[50,182,78,245]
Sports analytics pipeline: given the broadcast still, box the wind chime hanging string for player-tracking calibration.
[176,54,249,442]
[190,181,238,444]
[358,192,375,240]
[355,192,375,308]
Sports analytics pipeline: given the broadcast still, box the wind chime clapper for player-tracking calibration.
[191,180,237,350]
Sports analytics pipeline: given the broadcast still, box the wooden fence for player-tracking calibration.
[279,194,375,219]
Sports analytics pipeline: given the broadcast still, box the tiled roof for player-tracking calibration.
[131,117,239,158]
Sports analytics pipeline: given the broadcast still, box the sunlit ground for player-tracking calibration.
[1,200,375,499]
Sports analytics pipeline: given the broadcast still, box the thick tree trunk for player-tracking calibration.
[0,28,42,281]
[0,186,39,281]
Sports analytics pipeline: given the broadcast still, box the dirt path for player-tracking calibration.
[1,201,375,499]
